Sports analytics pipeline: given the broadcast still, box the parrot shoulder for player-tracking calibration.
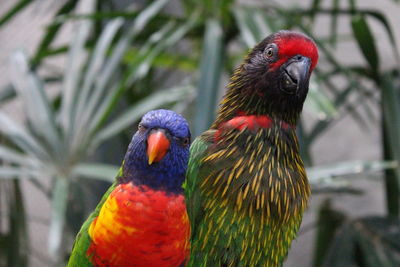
[184,129,216,233]
[67,180,118,267]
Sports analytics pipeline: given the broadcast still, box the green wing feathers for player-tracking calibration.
[67,181,118,267]
[184,131,213,234]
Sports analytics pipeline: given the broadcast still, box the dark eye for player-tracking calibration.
[138,123,147,132]
[264,44,278,59]
[181,137,190,146]
[266,48,274,58]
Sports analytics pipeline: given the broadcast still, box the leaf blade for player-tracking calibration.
[72,163,119,182]
[48,177,70,257]
[91,85,195,148]
[10,51,60,158]
[351,14,379,72]
[194,18,224,137]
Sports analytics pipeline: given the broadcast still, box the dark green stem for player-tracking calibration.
[313,199,346,267]
[382,118,400,216]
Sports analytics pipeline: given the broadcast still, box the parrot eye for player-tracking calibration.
[264,43,278,60]
[173,136,190,146]
[181,137,190,146]
[138,123,147,132]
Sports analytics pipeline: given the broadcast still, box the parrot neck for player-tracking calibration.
[121,159,185,194]
[212,67,305,128]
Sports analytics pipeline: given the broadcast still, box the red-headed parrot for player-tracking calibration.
[185,30,319,266]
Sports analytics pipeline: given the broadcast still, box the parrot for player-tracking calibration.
[67,109,191,267]
[185,30,319,267]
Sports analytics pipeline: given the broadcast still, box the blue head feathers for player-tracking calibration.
[122,109,191,193]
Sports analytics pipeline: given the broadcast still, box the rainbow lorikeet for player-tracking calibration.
[67,109,191,267]
[185,31,319,266]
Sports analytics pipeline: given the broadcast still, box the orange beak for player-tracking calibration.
[147,129,170,165]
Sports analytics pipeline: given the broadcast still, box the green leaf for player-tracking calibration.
[124,11,198,86]
[296,27,367,129]
[10,51,60,158]
[129,0,169,36]
[0,0,32,27]
[355,217,400,266]
[232,7,271,48]
[71,18,124,151]
[72,163,119,182]
[137,21,176,57]
[54,10,140,23]
[309,0,323,21]
[329,0,340,46]
[383,130,400,216]
[89,14,198,137]
[124,21,177,84]
[74,18,123,123]
[308,160,397,181]
[0,85,16,106]
[304,78,337,120]
[322,223,356,267]
[31,0,79,66]
[232,8,258,48]
[381,74,400,176]
[60,0,95,139]
[0,145,39,168]
[351,14,379,72]
[381,73,400,216]
[75,0,173,143]
[194,18,224,137]
[324,217,400,267]
[48,177,70,258]
[313,200,346,267]
[0,167,40,180]
[0,112,49,160]
[362,10,398,64]
[91,85,195,148]
[308,160,397,192]
[251,11,272,41]
[5,180,28,267]
[306,80,368,144]
[123,49,198,71]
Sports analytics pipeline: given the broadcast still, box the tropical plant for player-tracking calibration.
[0,0,196,265]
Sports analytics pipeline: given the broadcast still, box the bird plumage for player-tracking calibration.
[185,30,318,267]
[68,109,191,267]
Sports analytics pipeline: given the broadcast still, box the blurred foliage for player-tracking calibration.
[322,215,400,267]
[0,180,28,267]
[0,0,399,266]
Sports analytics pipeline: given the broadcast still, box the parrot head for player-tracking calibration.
[122,109,191,193]
[245,30,318,97]
[215,30,319,126]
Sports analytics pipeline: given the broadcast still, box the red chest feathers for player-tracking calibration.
[87,183,190,267]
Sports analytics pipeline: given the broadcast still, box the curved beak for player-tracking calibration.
[147,129,170,165]
[281,55,311,95]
